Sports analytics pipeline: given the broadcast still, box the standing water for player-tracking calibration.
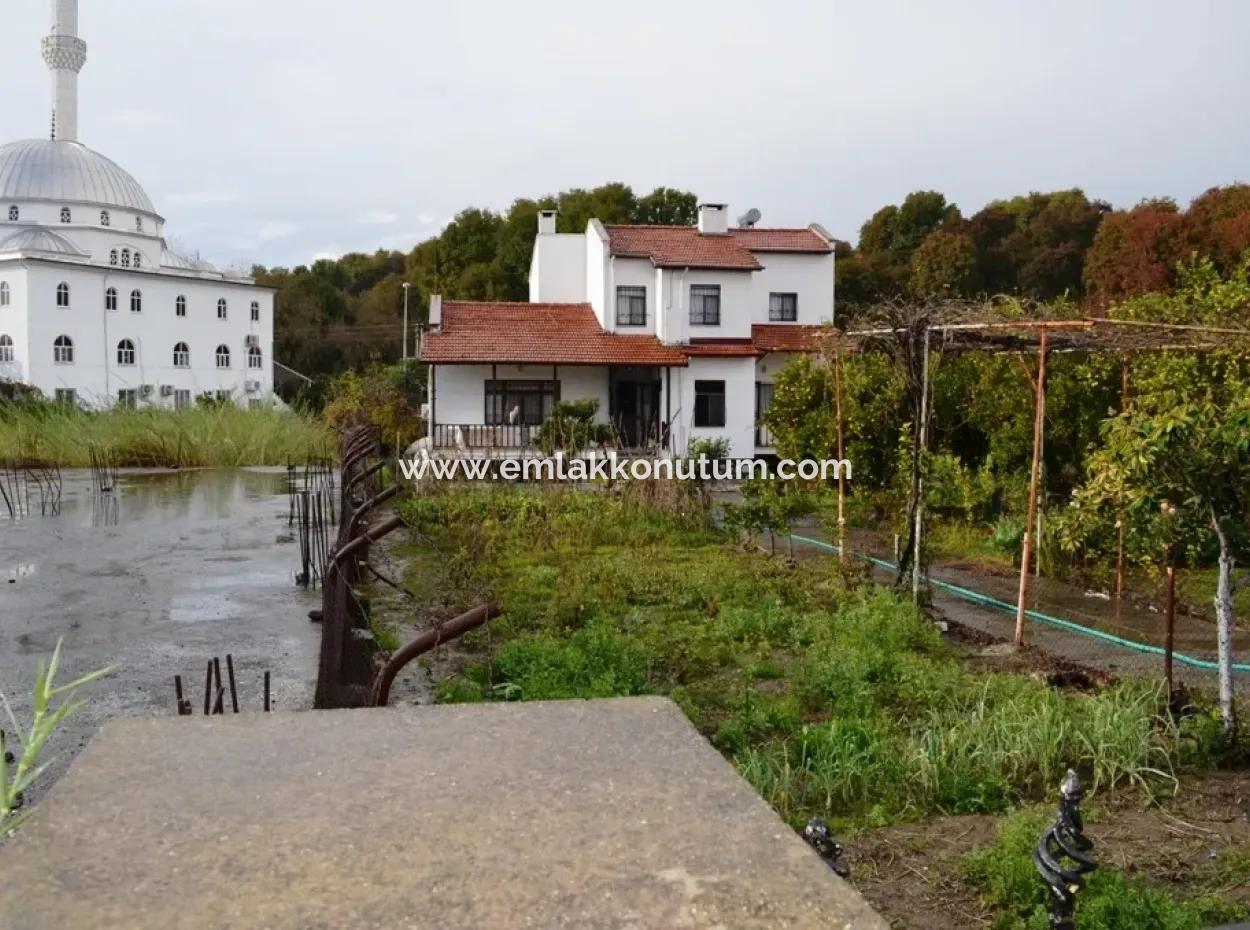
[0,468,320,802]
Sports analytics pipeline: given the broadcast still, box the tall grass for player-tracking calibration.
[0,402,331,467]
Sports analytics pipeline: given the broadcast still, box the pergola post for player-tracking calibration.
[833,341,847,564]
[913,326,931,603]
[1115,354,1130,599]
[1014,328,1049,648]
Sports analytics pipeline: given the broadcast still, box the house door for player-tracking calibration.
[612,379,661,449]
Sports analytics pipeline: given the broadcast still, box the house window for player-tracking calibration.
[694,380,726,427]
[117,339,136,366]
[55,388,76,405]
[130,289,143,313]
[176,295,186,317]
[0,282,8,306]
[60,207,71,224]
[173,342,190,367]
[250,301,260,322]
[100,210,111,227]
[6,206,17,222]
[769,292,798,322]
[56,282,70,307]
[105,287,118,311]
[248,346,263,369]
[485,380,559,426]
[53,335,74,364]
[110,249,118,266]
[217,299,228,320]
[0,335,13,363]
[690,285,721,326]
[615,286,646,326]
[215,344,231,368]
[174,389,191,410]
[117,389,138,410]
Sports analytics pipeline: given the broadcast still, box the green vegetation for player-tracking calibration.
[965,807,1247,929]
[398,487,1222,831]
[0,400,329,467]
[2,642,113,837]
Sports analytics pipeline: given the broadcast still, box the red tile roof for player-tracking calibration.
[752,324,828,353]
[684,340,761,358]
[421,302,689,367]
[731,227,834,253]
[605,225,763,271]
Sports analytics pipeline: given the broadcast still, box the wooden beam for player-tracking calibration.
[1015,328,1049,648]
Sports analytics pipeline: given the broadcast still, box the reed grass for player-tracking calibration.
[0,402,331,467]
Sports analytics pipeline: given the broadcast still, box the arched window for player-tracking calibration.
[100,210,111,227]
[117,339,135,366]
[109,249,118,266]
[248,346,263,369]
[121,249,131,268]
[173,342,190,368]
[130,289,142,313]
[60,207,71,224]
[217,298,228,320]
[215,344,231,368]
[0,335,13,363]
[135,217,143,232]
[175,295,187,318]
[56,282,70,308]
[53,335,73,364]
[0,282,9,307]
[105,287,118,311]
[250,301,260,322]
[6,206,17,222]
[133,252,142,269]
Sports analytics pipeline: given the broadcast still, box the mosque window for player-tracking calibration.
[248,346,263,369]
[105,287,118,311]
[121,249,131,268]
[250,301,260,322]
[0,282,9,307]
[135,217,143,232]
[117,339,136,366]
[134,252,142,269]
[130,289,143,313]
[60,207,72,224]
[110,249,118,266]
[54,335,74,364]
[176,295,187,318]
[217,299,228,320]
[56,282,70,307]
[7,206,17,222]
[0,335,13,363]
[215,345,231,368]
[173,342,190,367]
[100,210,111,227]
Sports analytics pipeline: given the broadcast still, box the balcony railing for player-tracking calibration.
[431,423,541,450]
[755,421,775,449]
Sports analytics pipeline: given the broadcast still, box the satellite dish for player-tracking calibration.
[738,208,762,228]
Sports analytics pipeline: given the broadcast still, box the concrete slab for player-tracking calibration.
[0,697,887,929]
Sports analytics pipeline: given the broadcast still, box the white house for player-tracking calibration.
[421,204,834,457]
[0,0,274,410]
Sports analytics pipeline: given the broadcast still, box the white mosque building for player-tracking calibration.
[0,0,274,409]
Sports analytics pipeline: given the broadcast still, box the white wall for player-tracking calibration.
[660,268,756,343]
[529,233,587,303]
[585,221,609,328]
[0,267,29,384]
[604,257,655,336]
[12,259,273,408]
[669,356,756,457]
[748,252,835,326]
[431,363,611,428]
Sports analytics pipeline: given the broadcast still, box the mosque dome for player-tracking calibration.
[0,139,157,215]
[0,226,88,258]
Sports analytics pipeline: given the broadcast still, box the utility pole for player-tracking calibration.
[401,282,411,363]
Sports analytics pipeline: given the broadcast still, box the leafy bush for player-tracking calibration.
[537,399,613,455]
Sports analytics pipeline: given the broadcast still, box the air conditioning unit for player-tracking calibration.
[139,384,155,398]
[245,380,261,393]
[244,335,260,348]
[159,385,174,397]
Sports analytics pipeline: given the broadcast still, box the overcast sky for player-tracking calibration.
[2,0,1247,269]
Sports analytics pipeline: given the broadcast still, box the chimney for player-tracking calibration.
[429,294,442,327]
[537,209,558,236]
[697,203,729,235]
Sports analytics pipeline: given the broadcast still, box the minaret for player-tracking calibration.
[41,0,88,143]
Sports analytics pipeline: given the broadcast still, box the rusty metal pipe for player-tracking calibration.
[372,603,501,707]
[347,484,400,538]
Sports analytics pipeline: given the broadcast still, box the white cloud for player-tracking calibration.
[311,248,343,262]
[356,209,399,225]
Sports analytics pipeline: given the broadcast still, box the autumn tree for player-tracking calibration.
[1082,198,1186,309]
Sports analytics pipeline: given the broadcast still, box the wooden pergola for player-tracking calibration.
[815,311,1250,671]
